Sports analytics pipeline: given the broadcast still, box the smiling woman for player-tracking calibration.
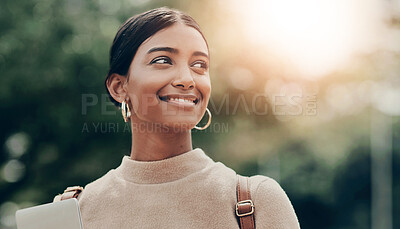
[53,7,299,229]
[108,22,211,138]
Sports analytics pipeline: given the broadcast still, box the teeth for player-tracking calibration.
[167,97,195,103]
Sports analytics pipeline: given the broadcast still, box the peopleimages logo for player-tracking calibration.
[81,92,318,117]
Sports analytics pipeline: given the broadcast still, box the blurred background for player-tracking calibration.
[1,0,399,228]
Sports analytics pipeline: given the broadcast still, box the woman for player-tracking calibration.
[54,7,300,228]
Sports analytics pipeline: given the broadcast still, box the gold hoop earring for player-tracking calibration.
[121,100,131,122]
[194,108,212,130]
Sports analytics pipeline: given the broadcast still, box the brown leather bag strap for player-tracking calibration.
[53,186,84,202]
[236,175,255,229]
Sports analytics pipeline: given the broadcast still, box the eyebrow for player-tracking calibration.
[193,51,209,59]
[147,47,209,60]
[147,47,178,54]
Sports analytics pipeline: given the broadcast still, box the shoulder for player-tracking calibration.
[53,169,117,203]
[83,169,118,191]
[248,175,300,228]
[248,175,288,201]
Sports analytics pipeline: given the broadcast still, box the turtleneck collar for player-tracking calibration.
[115,148,214,184]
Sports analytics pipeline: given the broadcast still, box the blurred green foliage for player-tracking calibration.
[1,0,399,228]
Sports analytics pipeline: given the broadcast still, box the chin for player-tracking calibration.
[159,117,199,131]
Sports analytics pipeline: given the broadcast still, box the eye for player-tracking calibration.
[191,61,208,69]
[150,56,172,65]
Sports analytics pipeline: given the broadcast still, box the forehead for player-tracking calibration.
[137,23,208,55]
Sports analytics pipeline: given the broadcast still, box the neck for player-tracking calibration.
[129,119,193,161]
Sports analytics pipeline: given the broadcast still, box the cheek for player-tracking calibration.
[197,77,211,102]
[127,84,159,114]
[128,66,172,94]
[126,82,161,115]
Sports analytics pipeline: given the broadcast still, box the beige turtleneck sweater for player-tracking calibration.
[73,148,299,228]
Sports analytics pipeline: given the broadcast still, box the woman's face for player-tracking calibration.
[125,23,211,130]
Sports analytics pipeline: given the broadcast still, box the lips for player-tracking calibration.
[158,94,199,105]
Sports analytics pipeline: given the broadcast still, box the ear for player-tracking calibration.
[106,73,128,104]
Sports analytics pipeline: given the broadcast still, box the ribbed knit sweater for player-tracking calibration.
[75,148,300,228]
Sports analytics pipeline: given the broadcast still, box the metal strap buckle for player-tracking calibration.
[236,200,255,217]
[64,186,83,193]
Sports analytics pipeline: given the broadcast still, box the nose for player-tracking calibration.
[172,67,195,90]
